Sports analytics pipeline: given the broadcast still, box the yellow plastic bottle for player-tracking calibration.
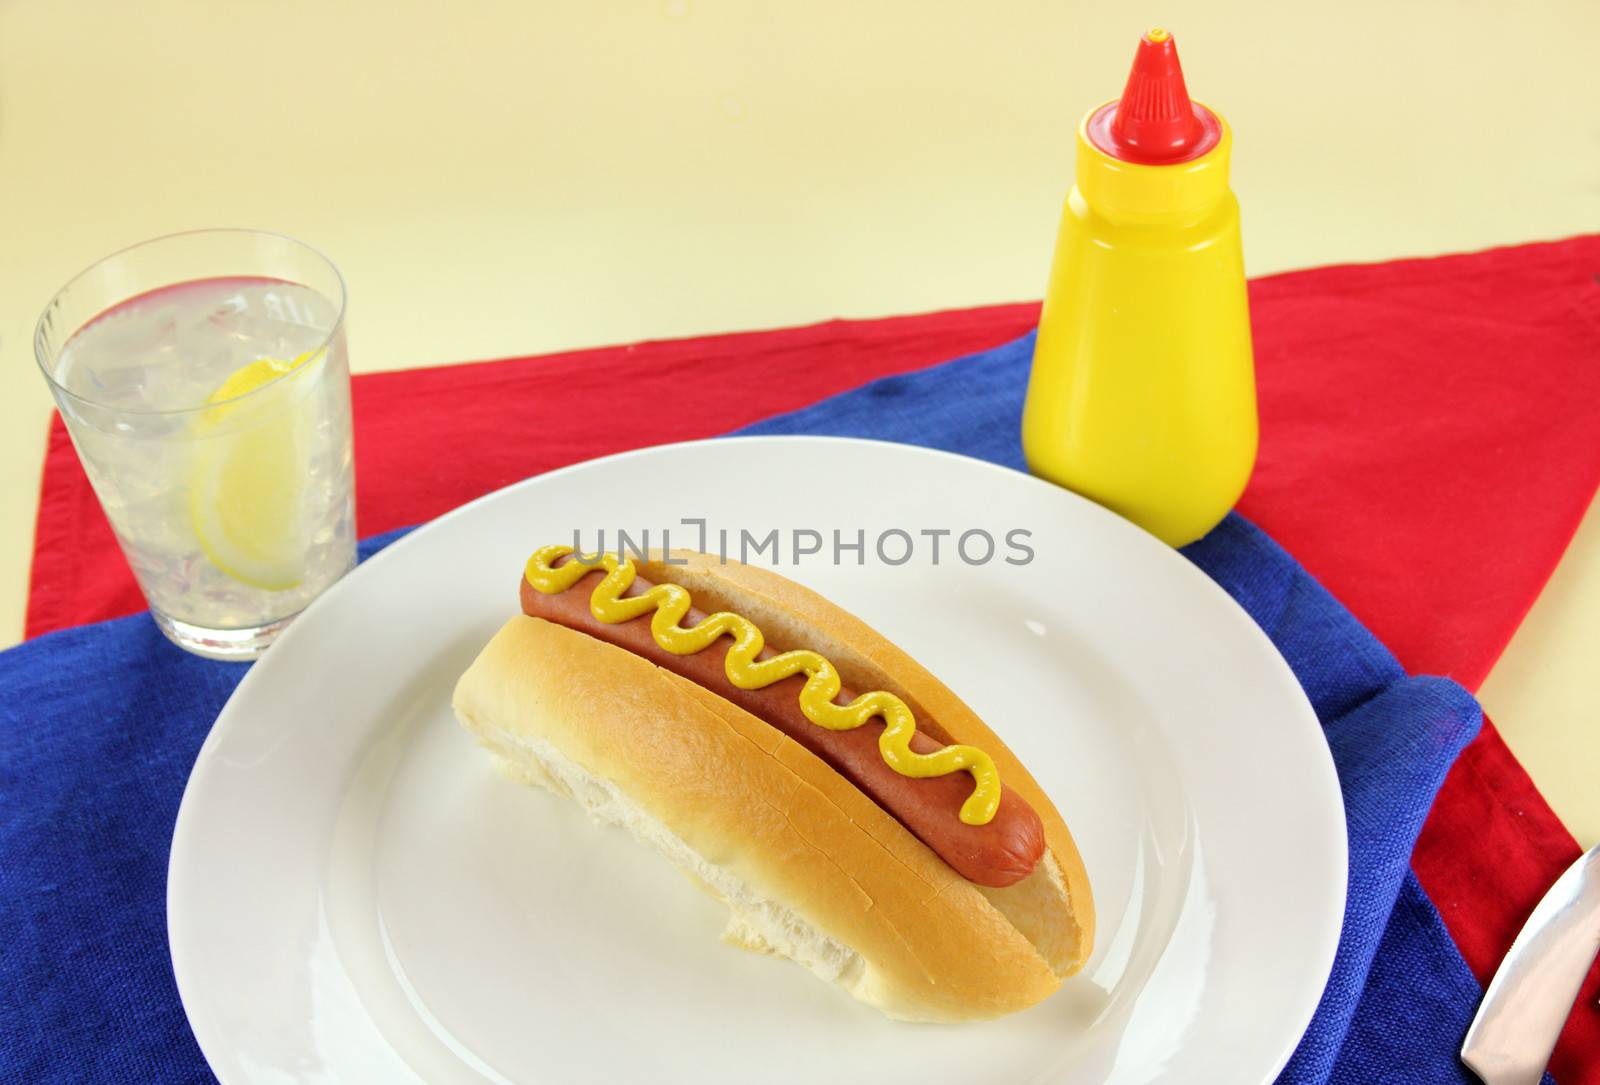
[1022,28,1256,547]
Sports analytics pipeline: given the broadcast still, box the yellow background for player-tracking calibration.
[1,2,1596,842]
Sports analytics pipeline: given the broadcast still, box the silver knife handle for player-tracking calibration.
[1461,843,1600,1085]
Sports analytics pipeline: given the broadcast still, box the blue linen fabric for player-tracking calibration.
[1,532,405,1085]
[0,331,1530,1083]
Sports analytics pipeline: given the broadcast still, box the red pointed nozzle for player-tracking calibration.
[1087,28,1221,165]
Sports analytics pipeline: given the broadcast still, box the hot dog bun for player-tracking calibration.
[452,553,1094,1021]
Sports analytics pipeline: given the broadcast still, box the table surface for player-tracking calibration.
[1,1,1596,845]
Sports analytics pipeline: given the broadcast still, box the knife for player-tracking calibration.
[1461,843,1600,1085]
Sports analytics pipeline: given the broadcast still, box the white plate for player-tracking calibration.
[169,436,1345,1084]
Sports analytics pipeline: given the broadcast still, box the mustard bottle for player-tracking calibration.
[1022,28,1257,547]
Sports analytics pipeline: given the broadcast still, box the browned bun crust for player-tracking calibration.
[452,552,1092,1020]
[637,552,1095,970]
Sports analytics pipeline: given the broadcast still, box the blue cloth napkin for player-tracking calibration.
[0,332,1512,1084]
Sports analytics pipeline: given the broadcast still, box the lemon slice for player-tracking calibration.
[189,350,320,590]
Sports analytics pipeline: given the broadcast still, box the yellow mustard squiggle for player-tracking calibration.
[523,545,1002,825]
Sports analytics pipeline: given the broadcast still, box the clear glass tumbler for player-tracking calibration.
[34,229,356,660]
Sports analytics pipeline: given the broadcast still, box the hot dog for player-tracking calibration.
[453,548,1094,1021]
[520,561,1046,888]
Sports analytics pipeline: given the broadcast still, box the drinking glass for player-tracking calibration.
[34,229,356,660]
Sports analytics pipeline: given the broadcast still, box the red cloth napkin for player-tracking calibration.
[27,236,1600,1081]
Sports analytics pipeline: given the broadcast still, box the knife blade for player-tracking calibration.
[1461,843,1600,1085]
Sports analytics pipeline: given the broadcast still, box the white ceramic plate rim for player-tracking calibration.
[169,435,1346,1083]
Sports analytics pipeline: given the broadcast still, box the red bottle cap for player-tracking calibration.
[1086,28,1221,166]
